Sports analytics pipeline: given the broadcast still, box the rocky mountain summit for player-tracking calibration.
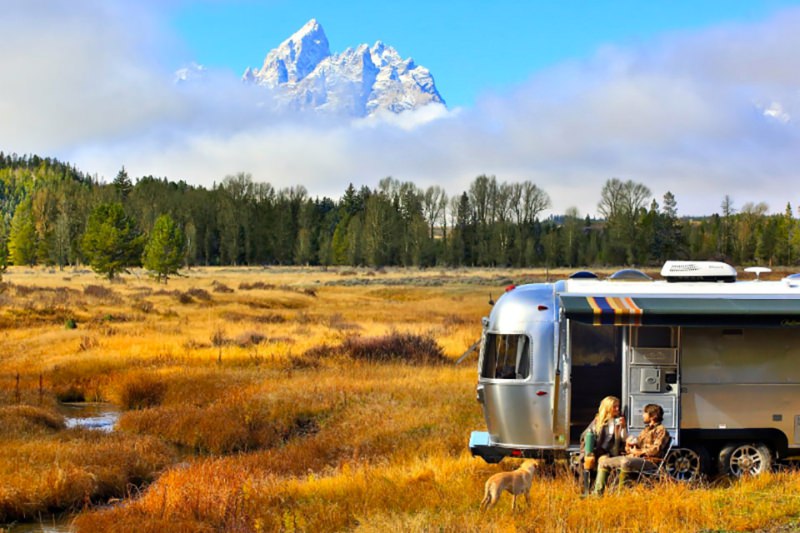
[242,19,445,116]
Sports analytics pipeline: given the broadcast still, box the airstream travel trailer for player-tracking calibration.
[469,261,800,480]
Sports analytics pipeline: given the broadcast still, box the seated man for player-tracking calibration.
[593,403,669,494]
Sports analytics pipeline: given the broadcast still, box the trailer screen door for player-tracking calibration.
[568,322,622,444]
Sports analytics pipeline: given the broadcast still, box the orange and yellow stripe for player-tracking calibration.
[587,296,643,326]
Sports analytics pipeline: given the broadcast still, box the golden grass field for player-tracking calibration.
[0,265,799,532]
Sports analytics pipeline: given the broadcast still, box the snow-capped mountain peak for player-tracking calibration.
[252,18,330,86]
[243,19,445,116]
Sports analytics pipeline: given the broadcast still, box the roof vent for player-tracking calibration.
[569,270,599,279]
[661,260,737,283]
[782,273,800,288]
[608,269,652,281]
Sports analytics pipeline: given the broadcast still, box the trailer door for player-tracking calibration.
[567,320,622,444]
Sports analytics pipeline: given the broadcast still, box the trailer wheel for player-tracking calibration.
[718,443,772,477]
[665,446,708,482]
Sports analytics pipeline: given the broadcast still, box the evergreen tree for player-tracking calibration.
[143,214,186,283]
[0,215,9,275]
[659,191,684,261]
[562,207,582,267]
[8,198,37,266]
[82,202,143,279]
[720,195,735,259]
[331,216,350,265]
[113,166,133,200]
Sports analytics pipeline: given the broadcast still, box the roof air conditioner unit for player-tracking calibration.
[661,261,737,283]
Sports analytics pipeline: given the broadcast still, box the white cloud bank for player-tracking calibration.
[2,1,800,217]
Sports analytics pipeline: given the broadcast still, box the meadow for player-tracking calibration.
[0,265,799,532]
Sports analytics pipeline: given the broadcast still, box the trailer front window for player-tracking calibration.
[481,334,531,380]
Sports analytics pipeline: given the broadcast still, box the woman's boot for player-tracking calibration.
[582,469,594,495]
[593,468,609,495]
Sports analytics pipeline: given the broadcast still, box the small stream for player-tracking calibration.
[2,403,123,532]
[56,402,120,432]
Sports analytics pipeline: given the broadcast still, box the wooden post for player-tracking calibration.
[14,372,20,404]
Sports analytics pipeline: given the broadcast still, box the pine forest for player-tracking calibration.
[1,152,797,277]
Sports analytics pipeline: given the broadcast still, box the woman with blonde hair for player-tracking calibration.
[580,395,627,494]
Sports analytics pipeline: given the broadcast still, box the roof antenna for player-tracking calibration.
[744,266,771,281]
[488,293,495,306]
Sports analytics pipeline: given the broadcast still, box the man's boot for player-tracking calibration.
[618,470,631,489]
[593,468,609,495]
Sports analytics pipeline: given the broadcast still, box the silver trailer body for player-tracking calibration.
[474,284,563,450]
[470,264,800,477]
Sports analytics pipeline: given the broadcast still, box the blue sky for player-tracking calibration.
[169,0,800,108]
[2,0,800,217]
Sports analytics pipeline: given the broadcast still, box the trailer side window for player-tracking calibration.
[481,334,531,380]
[635,326,675,348]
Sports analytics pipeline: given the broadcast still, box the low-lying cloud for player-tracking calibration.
[2,1,799,217]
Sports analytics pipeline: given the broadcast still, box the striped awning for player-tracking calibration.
[561,295,800,327]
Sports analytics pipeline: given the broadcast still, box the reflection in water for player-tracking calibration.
[56,402,120,432]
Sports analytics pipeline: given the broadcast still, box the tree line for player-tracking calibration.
[1,151,798,279]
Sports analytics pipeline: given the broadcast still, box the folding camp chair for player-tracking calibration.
[604,436,673,491]
[635,436,674,485]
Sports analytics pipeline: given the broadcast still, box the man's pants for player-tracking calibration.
[598,455,658,474]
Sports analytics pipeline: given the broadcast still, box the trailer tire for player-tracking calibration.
[666,445,708,482]
[718,442,772,477]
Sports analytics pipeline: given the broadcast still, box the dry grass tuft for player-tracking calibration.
[211,280,234,293]
[186,287,212,301]
[238,281,275,291]
[113,372,169,410]
[176,292,194,304]
[301,343,340,359]
[50,359,126,402]
[132,299,155,313]
[83,284,119,302]
[326,312,359,331]
[0,405,66,437]
[118,395,326,455]
[219,311,286,323]
[0,431,174,522]
[234,330,266,348]
[77,335,99,352]
[343,332,446,364]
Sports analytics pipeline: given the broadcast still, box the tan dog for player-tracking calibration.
[480,459,538,512]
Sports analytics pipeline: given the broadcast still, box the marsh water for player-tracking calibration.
[2,403,122,533]
[56,402,119,432]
